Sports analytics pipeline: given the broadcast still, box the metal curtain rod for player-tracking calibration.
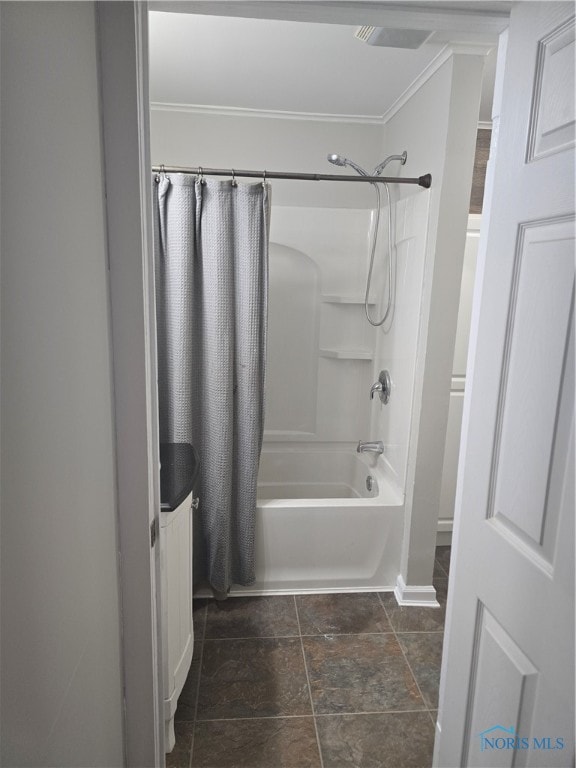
[152,165,432,189]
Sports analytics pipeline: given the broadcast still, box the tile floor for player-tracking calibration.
[167,546,451,768]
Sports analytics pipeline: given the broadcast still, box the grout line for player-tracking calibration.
[300,630,394,637]
[376,591,393,624]
[314,708,429,718]
[428,709,438,728]
[193,707,432,724]
[394,642,431,711]
[189,604,208,768]
[434,557,448,578]
[378,592,435,713]
[294,595,325,768]
[201,631,398,641]
[195,714,318,723]
[204,633,303,640]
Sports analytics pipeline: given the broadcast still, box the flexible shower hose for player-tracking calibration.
[365,181,394,327]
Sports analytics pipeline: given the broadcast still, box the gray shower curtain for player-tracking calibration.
[154,174,270,595]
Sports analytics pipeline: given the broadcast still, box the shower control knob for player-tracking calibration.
[370,370,391,405]
[370,382,383,399]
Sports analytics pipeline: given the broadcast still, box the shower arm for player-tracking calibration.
[373,151,408,176]
[152,165,432,189]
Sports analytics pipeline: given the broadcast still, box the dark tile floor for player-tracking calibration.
[167,546,451,768]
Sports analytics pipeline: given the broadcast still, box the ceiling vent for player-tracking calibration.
[354,26,434,49]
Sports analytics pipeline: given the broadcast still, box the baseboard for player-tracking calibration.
[436,518,453,547]
[432,718,442,766]
[394,575,440,607]
[195,585,397,598]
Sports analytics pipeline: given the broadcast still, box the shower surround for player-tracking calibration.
[220,197,429,595]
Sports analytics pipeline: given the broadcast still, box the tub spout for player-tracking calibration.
[357,440,384,455]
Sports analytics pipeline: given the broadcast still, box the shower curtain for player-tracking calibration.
[154,174,270,595]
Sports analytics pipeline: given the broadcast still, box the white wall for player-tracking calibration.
[0,4,124,765]
[151,108,382,208]
[378,51,486,587]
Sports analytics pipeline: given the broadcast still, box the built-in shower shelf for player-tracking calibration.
[321,294,376,305]
[319,348,373,360]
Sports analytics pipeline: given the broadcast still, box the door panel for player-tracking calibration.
[492,218,574,553]
[434,4,575,767]
[465,606,539,768]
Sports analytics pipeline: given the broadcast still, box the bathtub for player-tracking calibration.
[230,448,405,596]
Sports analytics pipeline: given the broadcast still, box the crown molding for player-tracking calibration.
[380,42,493,125]
[150,101,384,125]
[151,42,493,128]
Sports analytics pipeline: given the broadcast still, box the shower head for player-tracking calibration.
[327,153,347,167]
[327,153,369,176]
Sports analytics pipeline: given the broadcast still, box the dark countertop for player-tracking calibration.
[160,442,200,512]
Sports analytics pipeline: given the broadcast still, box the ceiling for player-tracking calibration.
[149,8,501,121]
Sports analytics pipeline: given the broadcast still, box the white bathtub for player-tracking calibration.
[230,448,405,595]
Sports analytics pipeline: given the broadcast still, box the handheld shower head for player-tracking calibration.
[327,153,369,176]
[325,149,401,329]
[327,153,347,167]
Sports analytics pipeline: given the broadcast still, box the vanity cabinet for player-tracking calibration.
[159,442,200,751]
[161,490,195,751]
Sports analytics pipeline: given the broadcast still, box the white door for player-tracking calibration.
[435,3,575,767]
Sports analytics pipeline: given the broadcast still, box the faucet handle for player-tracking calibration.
[370,381,383,400]
[371,370,391,405]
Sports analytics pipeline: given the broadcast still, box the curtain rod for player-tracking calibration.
[152,165,432,189]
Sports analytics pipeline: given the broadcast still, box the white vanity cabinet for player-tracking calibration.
[161,490,195,751]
